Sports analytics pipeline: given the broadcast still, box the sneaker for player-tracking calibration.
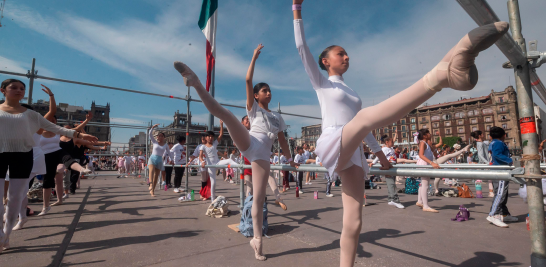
[229,180,234,184]
[174,188,180,193]
[502,215,519,222]
[487,215,509,228]
[305,183,308,185]
[488,192,495,198]
[388,201,405,209]
[308,182,312,185]
[326,194,334,197]
[299,190,303,194]
[178,187,186,192]
[62,193,69,199]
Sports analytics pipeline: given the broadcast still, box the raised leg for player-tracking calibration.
[174,62,251,152]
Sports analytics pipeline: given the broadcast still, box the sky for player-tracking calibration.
[2,0,546,148]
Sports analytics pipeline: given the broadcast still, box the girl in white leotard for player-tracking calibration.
[148,124,169,197]
[174,44,297,261]
[292,1,508,265]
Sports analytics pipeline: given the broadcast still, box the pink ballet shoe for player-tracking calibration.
[174,61,200,87]
[424,22,509,92]
[249,238,266,261]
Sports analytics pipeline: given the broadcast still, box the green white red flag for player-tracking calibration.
[198,0,217,92]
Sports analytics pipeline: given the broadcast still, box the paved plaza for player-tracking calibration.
[0,171,536,266]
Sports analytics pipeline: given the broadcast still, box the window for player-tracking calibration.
[401,119,406,124]
[499,106,506,112]
[402,132,407,138]
[468,110,479,116]
[434,130,440,136]
[421,117,427,122]
[471,118,477,124]
[401,125,406,131]
[500,115,507,120]
[445,129,451,134]
[458,128,464,133]
[445,121,451,127]
[486,125,491,131]
[506,133,509,138]
[431,116,440,121]
[433,122,439,128]
[485,117,492,122]
[458,120,464,125]
[411,125,416,130]
[393,122,397,126]
[392,127,397,132]
[410,118,416,123]
[502,124,507,129]
[472,126,478,132]
[482,108,493,115]
[455,112,465,118]
[422,125,428,129]
[442,114,451,120]
[460,136,466,141]
[384,127,389,133]
[498,97,504,103]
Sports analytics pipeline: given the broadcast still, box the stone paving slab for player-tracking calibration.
[0,172,538,266]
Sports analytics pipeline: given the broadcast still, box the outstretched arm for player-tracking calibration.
[246,44,264,111]
[293,0,327,90]
[217,120,224,143]
[42,84,56,122]
[149,124,159,144]
[73,112,93,132]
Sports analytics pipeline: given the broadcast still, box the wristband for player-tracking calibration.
[292,4,301,11]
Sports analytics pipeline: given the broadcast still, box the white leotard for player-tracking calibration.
[40,134,62,154]
[200,140,219,165]
[293,19,381,152]
[247,100,287,140]
[149,128,169,157]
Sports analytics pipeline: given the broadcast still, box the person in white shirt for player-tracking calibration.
[162,142,174,189]
[292,1,507,265]
[138,150,146,174]
[187,134,209,199]
[174,44,298,261]
[294,147,306,193]
[371,135,404,209]
[168,136,187,193]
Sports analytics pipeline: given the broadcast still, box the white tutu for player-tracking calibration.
[241,132,273,163]
[315,126,368,179]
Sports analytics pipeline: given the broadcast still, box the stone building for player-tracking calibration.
[300,124,321,148]
[300,86,541,150]
[31,100,111,142]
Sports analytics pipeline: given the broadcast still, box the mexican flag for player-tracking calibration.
[198,0,218,92]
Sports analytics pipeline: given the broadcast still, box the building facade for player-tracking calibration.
[32,100,111,142]
[301,86,533,150]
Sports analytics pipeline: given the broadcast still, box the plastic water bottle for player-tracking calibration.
[526,214,530,231]
[296,187,300,198]
[475,181,483,198]
[190,189,194,201]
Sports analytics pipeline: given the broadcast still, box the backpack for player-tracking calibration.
[457,183,474,198]
[451,205,470,222]
[239,195,268,237]
[472,153,479,163]
[404,178,419,195]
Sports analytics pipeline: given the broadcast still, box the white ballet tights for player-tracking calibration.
[207,168,217,201]
[337,165,365,267]
[418,177,431,209]
[4,178,28,239]
[250,160,270,248]
[245,174,281,202]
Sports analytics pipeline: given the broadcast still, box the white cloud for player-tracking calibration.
[0,55,56,77]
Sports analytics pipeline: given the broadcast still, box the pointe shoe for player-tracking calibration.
[38,206,51,216]
[1,236,9,251]
[275,200,287,211]
[249,238,266,261]
[416,202,424,208]
[51,201,63,207]
[174,61,200,87]
[13,217,29,231]
[424,22,509,92]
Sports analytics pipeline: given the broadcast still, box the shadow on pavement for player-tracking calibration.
[456,252,520,267]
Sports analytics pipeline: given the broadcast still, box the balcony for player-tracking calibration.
[498,109,510,114]
[419,119,429,123]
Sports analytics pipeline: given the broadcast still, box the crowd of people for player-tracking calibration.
[0,0,532,265]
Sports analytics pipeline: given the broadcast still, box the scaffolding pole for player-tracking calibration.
[508,1,546,265]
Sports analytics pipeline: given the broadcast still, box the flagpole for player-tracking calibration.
[208,65,215,131]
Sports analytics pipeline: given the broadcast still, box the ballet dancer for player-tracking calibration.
[174,43,297,261]
[138,150,146,174]
[292,1,508,265]
[240,115,288,210]
[0,79,97,251]
[148,124,169,197]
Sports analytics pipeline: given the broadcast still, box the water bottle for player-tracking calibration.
[190,189,195,201]
[296,187,299,198]
[526,214,530,231]
[475,181,483,198]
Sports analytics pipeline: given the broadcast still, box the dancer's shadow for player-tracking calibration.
[437,202,483,211]
[276,207,341,225]
[266,224,300,236]
[456,252,520,267]
[266,228,423,259]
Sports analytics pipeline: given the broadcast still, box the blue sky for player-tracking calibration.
[2,0,546,148]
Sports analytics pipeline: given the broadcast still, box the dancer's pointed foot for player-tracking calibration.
[174,61,201,87]
[13,217,29,231]
[275,200,287,211]
[250,238,266,261]
[424,22,509,92]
